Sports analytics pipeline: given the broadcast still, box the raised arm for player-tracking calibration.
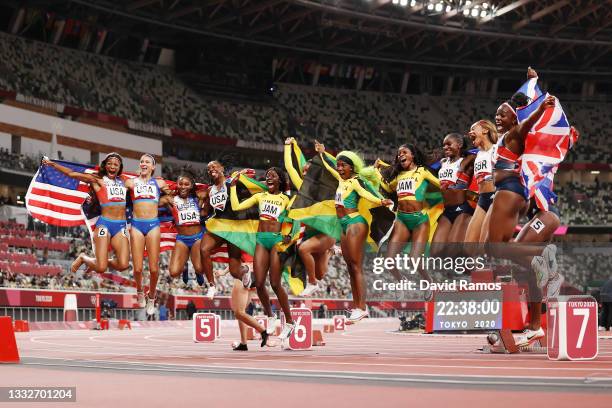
[516,95,556,141]
[422,168,441,189]
[319,153,340,181]
[314,140,340,181]
[351,179,392,206]
[374,160,395,193]
[284,138,303,190]
[230,184,260,211]
[41,157,97,184]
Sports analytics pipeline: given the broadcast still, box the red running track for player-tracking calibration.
[2,319,611,408]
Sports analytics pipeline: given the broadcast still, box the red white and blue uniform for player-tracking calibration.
[95,176,127,237]
[172,196,203,249]
[474,148,495,211]
[130,177,161,235]
[493,135,528,200]
[438,157,474,223]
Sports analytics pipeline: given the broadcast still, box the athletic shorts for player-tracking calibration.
[495,176,528,200]
[441,202,474,224]
[339,213,367,234]
[256,231,283,250]
[477,192,495,212]
[176,231,204,249]
[397,211,429,231]
[131,217,160,236]
[96,216,127,238]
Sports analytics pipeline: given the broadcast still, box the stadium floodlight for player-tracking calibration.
[435,3,443,12]
[482,2,488,9]
[480,10,487,17]
[446,5,451,12]
[427,3,434,10]
[466,0,472,5]
[463,8,469,16]
[400,0,408,7]
[410,0,416,6]
[471,8,479,17]
[392,0,398,4]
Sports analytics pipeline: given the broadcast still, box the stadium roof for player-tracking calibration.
[9,0,612,75]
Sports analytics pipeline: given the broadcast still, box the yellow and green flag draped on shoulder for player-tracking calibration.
[205,173,266,256]
[207,171,302,256]
[289,153,395,250]
[354,168,396,251]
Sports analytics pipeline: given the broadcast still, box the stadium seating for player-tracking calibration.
[0,33,610,164]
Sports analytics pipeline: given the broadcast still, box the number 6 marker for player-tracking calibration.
[286,308,312,350]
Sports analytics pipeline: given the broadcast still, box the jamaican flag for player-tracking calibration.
[205,173,266,256]
[284,139,308,190]
[288,153,342,241]
[356,175,396,251]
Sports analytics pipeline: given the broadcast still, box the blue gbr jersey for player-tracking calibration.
[130,177,160,204]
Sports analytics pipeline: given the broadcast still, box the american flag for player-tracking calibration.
[27,160,176,254]
[26,160,93,227]
[516,92,572,211]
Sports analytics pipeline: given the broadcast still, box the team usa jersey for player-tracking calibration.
[230,188,290,221]
[171,196,201,227]
[492,134,521,174]
[378,167,440,201]
[438,157,463,189]
[98,176,127,207]
[473,148,494,184]
[130,177,160,204]
[209,182,229,215]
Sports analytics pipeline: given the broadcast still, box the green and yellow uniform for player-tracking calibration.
[230,187,290,250]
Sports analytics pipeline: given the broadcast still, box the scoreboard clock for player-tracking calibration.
[433,290,503,332]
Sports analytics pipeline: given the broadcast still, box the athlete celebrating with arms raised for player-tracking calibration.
[230,167,296,340]
[317,142,393,323]
[125,153,172,315]
[42,153,130,275]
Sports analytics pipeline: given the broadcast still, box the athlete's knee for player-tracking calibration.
[254,276,267,289]
[270,279,282,292]
[115,260,129,271]
[168,265,181,278]
[200,243,214,257]
[298,245,311,257]
[94,262,108,274]
[346,261,362,274]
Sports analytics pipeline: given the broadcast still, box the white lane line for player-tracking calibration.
[19,359,612,389]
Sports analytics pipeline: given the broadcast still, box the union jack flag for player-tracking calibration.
[517,77,543,102]
[516,92,572,211]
